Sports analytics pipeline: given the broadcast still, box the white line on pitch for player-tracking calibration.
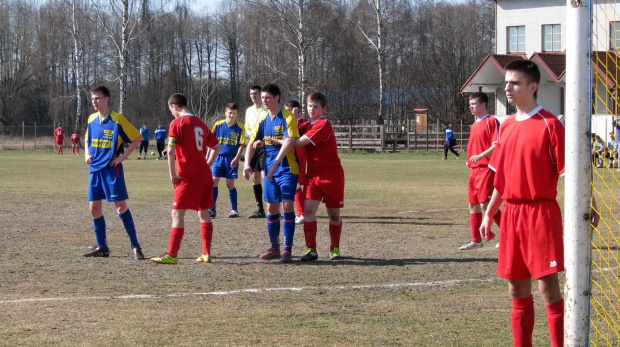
[0,278,494,305]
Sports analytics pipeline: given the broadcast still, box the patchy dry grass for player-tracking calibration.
[0,150,558,346]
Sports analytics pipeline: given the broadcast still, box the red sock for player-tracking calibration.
[167,227,184,258]
[201,222,213,255]
[546,299,564,347]
[493,209,502,227]
[295,187,304,216]
[304,221,317,251]
[329,222,342,250]
[511,296,535,347]
[470,213,482,243]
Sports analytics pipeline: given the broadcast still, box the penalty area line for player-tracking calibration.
[0,278,493,305]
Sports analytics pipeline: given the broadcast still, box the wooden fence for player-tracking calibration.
[333,120,470,153]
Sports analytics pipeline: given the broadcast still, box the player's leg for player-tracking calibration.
[248,148,266,218]
[211,176,220,217]
[150,208,186,264]
[443,141,449,159]
[226,178,238,217]
[85,199,110,256]
[196,208,213,263]
[538,274,563,347]
[301,199,321,261]
[509,278,535,347]
[294,183,305,224]
[326,207,342,260]
[279,174,298,263]
[260,177,282,259]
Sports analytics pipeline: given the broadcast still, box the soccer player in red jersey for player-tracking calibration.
[54,123,65,155]
[480,60,564,346]
[151,93,221,264]
[284,100,307,225]
[70,133,81,155]
[459,92,502,250]
[272,92,344,262]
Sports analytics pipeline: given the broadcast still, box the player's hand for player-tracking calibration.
[243,166,251,180]
[231,158,239,168]
[469,155,481,163]
[292,107,300,117]
[171,175,182,188]
[253,140,264,149]
[479,214,496,241]
[264,137,282,146]
[85,155,92,164]
[109,156,124,167]
[266,166,276,181]
[591,196,600,228]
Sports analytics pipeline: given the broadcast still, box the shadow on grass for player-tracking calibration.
[207,256,496,266]
[341,215,457,226]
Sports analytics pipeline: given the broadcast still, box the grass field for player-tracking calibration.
[0,150,563,346]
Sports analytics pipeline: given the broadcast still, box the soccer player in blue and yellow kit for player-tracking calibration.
[209,103,245,218]
[82,85,144,260]
[243,83,299,263]
[154,121,167,160]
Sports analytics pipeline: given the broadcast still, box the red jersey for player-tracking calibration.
[54,127,65,142]
[489,107,564,201]
[296,117,307,184]
[299,117,343,175]
[467,114,500,169]
[70,134,80,144]
[168,114,219,180]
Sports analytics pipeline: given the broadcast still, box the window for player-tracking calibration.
[611,21,620,50]
[543,24,561,51]
[507,26,525,53]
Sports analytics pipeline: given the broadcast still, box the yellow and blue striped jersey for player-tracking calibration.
[85,111,140,173]
[250,107,299,176]
[211,120,245,156]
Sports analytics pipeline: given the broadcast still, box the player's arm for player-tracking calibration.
[207,143,221,167]
[480,188,502,241]
[469,143,496,163]
[110,135,142,167]
[167,143,181,187]
[231,144,245,168]
[84,131,92,164]
[266,137,296,181]
[264,136,311,147]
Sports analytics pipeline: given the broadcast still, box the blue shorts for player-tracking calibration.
[263,173,297,203]
[211,155,239,179]
[88,165,129,202]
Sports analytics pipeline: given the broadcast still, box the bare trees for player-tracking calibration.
[0,0,495,130]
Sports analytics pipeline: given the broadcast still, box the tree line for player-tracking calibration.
[0,0,494,134]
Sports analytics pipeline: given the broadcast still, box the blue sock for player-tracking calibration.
[93,216,108,250]
[118,209,140,249]
[267,213,281,250]
[283,212,296,252]
[212,186,219,212]
[229,187,237,211]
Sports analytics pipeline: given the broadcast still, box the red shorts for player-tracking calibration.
[55,138,63,145]
[172,177,213,211]
[305,169,344,209]
[497,200,564,280]
[467,167,494,204]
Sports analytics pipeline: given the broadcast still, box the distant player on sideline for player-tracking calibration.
[54,123,65,155]
[271,92,344,262]
[137,122,150,159]
[70,132,81,155]
[283,100,307,225]
[82,85,144,260]
[151,93,221,265]
[459,92,502,250]
[209,103,245,218]
[244,85,268,218]
[442,123,460,160]
[154,121,167,160]
[480,60,578,347]
[243,83,299,263]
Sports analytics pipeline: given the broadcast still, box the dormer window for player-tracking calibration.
[543,24,561,51]
[507,26,526,53]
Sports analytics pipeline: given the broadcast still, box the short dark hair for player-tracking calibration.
[284,100,301,109]
[505,59,540,99]
[226,102,238,111]
[469,92,488,106]
[308,92,327,108]
[261,83,281,99]
[504,59,540,85]
[91,85,111,98]
[250,85,261,92]
[168,93,188,108]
